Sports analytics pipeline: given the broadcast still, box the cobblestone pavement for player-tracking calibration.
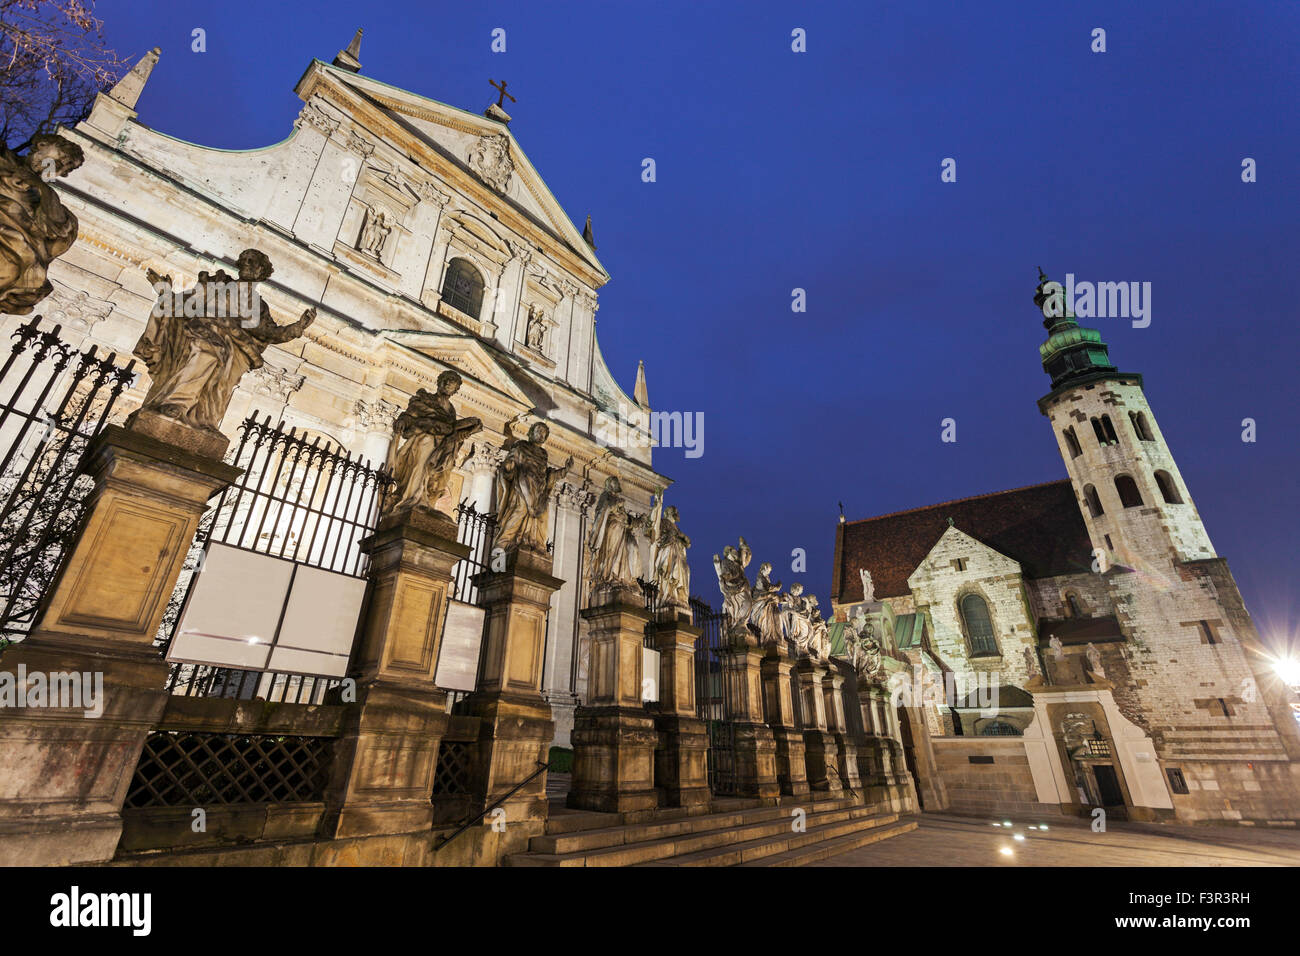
[810,814,1300,866]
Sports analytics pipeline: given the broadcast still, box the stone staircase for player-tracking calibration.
[505,794,917,867]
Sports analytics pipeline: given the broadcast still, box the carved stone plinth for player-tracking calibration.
[569,599,657,814]
[823,669,861,792]
[0,421,240,865]
[323,506,468,838]
[761,646,809,797]
[464,546,560,834]
[650,613,709,813]
[796,660,839,793]
[719,631,779,803]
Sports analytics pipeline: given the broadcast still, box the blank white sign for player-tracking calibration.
[168,542,367,678]
[436,600,486,692]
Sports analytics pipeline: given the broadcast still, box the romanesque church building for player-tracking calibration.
[830,272,1300,824]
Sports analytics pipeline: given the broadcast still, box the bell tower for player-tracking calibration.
[1032,270,1215,571]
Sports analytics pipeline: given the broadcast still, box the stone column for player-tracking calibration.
[464,546,561,843]
[568,592,658,816]
[797,659,840,794]
[323,505,469,838]
[761,644,809,797]
[719,626,780,803]
[0,414,240,865]
[824,667,861,791]
[649,611,710,813]
[542,482,591,748]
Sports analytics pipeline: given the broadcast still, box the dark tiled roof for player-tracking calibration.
[833,479,1094,602]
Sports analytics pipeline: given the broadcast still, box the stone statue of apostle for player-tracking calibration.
[385,370,482,516]
[0,134,84,315]
[494,420,571,555]
[134,248,315,431]
[587,475,643,598]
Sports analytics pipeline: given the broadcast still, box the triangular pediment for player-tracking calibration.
[379,331,534,410]
[297,61,606,280]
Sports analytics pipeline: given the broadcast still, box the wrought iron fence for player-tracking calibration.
[691,595,740,795]
[207,415,389,576]
[0,318,135,642]
[164,661,343,705]
[125,730,334,807]
[451,500,496,604]
[156,413,391,654]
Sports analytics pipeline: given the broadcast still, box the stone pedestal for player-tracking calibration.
[464,546,560,834]
[649,611,710,813]
[569,593,657,814]
[761,645,809,797]
[0,420,240,865]
[719,627,779,803]
[797,660,840,793]
[824,669,862,792]
[323,506,468,839]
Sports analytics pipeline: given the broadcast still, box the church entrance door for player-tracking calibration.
[1092,763,1125,807]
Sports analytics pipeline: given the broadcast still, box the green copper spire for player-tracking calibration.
[1034,269,1118,390]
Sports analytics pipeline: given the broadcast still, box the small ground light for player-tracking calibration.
[1039,824,1049,830]
[991,822,1002,827]
[999,847,1013,857]
[1002,820,1012,827]
[1013,833,1025,842]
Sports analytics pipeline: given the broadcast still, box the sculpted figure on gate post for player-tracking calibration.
[0,135,84,315]
[384,370,482,517]
[494,420,571,557]
[134,249,316,432]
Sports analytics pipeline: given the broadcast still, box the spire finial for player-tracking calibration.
[634,359,649,407]
[333,29,363,72]
[107,47,162,110]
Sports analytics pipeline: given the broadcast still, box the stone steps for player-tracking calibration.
[736,819,918,867]
[506,796,908,867]
[642,810,907,867]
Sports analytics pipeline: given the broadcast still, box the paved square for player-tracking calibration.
[809,815,1300,867]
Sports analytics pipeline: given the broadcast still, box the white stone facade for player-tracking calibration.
[23,52,670,746]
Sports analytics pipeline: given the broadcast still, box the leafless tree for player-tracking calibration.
[0,0,126,150]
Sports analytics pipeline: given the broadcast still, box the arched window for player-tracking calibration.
[1100,414,1119,444]
[1115,474,1143,508]
[1064,593,1084,618]
[1063,426,1082,459]
[1090,417,1107,444]
[1083,484,1104,518]
[1129,411,1154,442]
[1154,470,1183,504]
[978,720,1020,737]
[440,257,485,318]
[959,593,998,657]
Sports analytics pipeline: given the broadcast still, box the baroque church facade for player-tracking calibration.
[32,36,665,745]
[830,273,1300,825]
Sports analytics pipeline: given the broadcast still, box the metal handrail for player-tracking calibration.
[828,763,858,801]
[436,759,551,851]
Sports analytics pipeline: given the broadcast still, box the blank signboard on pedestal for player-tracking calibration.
[167,542,366,678]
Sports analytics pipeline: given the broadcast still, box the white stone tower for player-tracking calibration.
[1032,270,1214,572]
[1031,269,1300,822]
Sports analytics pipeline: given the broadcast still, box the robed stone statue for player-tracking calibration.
[648,491,691,610]
[713,537,753,638]
[494,420,571,555]
[385,370,482,516]
[0,135,84,315]
[134,249,315,431]
[749,561,784,645]
[587,475,642,598]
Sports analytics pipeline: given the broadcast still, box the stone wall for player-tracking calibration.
[929,738,1068,819]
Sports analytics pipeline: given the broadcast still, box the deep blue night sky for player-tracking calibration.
[94,1,1298,651]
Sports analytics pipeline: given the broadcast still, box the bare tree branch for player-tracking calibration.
[0,0,127,150]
